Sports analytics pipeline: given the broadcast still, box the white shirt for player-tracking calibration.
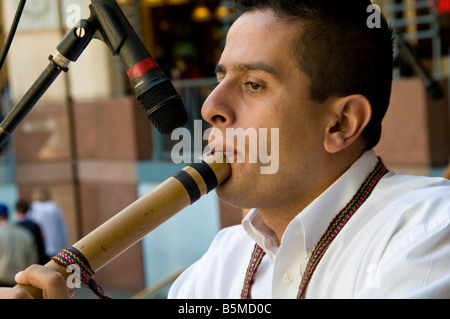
[168,150,450,298]
[29,201,69,257]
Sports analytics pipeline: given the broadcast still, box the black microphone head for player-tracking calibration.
[137,79,188,135]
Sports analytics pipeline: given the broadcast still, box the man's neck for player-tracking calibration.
[258,186,328,243]
[259,149,366,243]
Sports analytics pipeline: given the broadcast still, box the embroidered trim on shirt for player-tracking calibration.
[241,244,266,299]
[241,158,388,299]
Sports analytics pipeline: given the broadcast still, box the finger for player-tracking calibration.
[15,265,71,299]
[0,286,33,299]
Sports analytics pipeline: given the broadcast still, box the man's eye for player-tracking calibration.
[246,82,263,91]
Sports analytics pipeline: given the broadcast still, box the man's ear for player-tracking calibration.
[323,95,372,153]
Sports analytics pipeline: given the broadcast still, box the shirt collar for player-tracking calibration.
[242,150,380,259]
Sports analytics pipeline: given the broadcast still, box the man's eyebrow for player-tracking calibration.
[215,64,226,74]
[215,62,279,78]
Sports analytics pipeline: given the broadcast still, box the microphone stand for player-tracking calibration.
[0,0,165,148]
[0,19,95,148]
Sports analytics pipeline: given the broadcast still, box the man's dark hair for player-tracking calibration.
[234,0,394,150]
[16,200,29,214]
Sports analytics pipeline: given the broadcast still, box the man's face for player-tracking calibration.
[202,10,328,211]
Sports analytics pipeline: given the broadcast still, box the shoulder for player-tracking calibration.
[321,173,450,298]
[0,223,34,243]
[365,174,450,296]
[368,173,450,236]
[371,172,450,215]
[17,220,41,234]
[359,173,450,242]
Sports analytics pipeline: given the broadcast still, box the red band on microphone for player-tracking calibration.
[127,57,159,81]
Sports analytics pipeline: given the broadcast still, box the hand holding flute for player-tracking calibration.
[0,151,230,299]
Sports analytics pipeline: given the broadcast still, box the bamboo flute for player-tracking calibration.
[15,152,231,298]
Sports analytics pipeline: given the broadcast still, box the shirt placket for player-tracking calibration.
[271,220,308,298]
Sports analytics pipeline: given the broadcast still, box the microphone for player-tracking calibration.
[89,0,188,134]
[0,0,188,148]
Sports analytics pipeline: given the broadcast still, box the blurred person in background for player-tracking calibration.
[29,188,69,258]
[15,200,49,265]
[0,204,38,287]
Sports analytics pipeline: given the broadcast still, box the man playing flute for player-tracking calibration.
[2,0,450,299]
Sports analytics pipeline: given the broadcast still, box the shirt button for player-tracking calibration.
[283,273,294,284]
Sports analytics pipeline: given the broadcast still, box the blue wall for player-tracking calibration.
[0,155,18,219]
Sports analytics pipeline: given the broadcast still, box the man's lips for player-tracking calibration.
[208,144,239,159]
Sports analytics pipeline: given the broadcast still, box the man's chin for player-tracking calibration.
[215,183,253,210]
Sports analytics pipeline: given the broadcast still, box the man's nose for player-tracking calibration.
[201,83,236,129]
